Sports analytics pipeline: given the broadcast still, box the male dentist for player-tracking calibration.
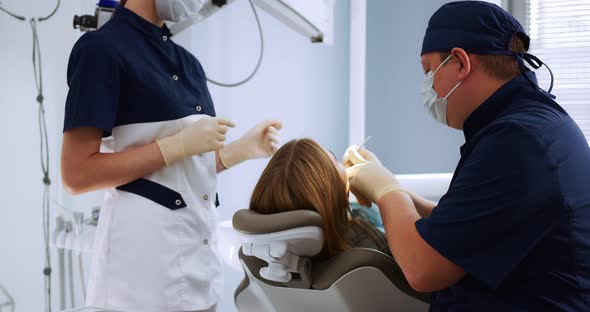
[345,2,590,311]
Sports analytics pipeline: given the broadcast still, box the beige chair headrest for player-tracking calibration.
[232,209,323,235]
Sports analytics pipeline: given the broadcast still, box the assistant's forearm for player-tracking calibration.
[62,142,166,194]
[216,150,227,174]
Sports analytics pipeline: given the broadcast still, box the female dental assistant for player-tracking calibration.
[60,0,281,311]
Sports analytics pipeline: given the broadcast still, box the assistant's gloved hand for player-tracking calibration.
[157,116,236,166]
[218,120,283,169]
[343,146,407,204]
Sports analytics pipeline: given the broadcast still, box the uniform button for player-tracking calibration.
[175,199,182,206]
[196,105,202,112]
[203,239,209,245]
[203,194,209,201]
[172,74,179,81]
[163,35,168,42]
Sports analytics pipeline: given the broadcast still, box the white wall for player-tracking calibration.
[187,1,350,220]
[0,1,96,311]
[0,0,350,311]
[365,0,464,175]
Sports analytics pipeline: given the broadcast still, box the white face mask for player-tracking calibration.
[155,0,205,22]
[421,55,463,126]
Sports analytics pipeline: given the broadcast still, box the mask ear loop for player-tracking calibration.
[443,80,463,100]
[433,54,462,101]
[434,54,453,75]
[517,52,556,99]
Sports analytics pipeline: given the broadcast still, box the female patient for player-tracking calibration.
[249,138,429,303]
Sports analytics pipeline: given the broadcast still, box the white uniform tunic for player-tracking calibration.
[63,7,223,312]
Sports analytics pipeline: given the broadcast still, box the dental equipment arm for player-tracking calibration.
[170,0,335,42]
[75,0,335,44]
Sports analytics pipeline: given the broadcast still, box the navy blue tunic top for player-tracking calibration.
[64,6,215,137]
[416,72,590,311]
[64,7,221,207]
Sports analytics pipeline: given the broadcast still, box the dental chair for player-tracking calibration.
[232,209,429,312]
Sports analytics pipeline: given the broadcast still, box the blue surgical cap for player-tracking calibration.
[422,1,555,97]
[421,1,529,56]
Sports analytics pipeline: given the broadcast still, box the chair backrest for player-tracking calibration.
[234,209,324,285]
[232,209,430,312]
[233,209,323,234]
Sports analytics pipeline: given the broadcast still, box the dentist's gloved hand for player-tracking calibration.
[157,116,235,166]
[342,145,380,207]
[343,146,406,205]
[343,144,381,167]
[218,120,283,169]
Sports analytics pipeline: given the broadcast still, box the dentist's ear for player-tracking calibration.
[451,47,471,81]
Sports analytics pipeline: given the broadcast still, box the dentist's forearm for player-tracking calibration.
[377,191,465,292]
[377,192,425,286]
[408,192,437,218]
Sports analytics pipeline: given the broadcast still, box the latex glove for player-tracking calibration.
[344,147,406,204]
[157,116,235,166]
[219,120,283,169]
[342,145,381,207]
[342,144,381,168]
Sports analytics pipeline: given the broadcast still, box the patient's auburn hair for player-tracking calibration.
[249,138,355,256]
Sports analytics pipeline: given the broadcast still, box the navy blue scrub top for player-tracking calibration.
[415,72,590,311]
[64,6,215,137]
[64,7,221,207]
